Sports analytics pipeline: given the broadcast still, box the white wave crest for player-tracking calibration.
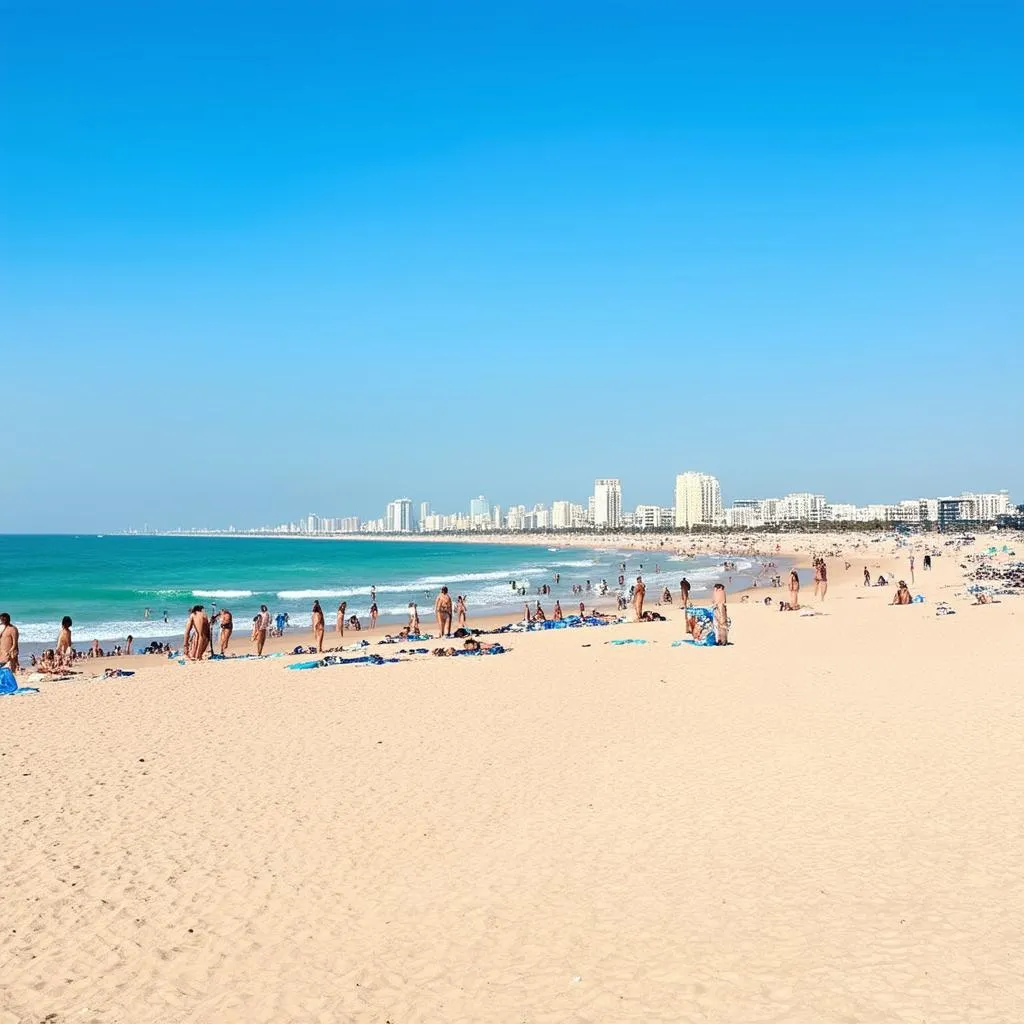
[192,589,255,599]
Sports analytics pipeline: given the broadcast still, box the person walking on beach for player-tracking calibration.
[254,604,270,656]
[455,594,467,629]
[909,554,915,585]
[633,576,646,621]
[311,600,325,653]
[788,570,801,611]
[680,578,690,608]
[369,601,378,630]
[184,605,211,662]
[336,602,347,637]
[863,566,871,587]
[435,587,453,639]
[217,607,233,655]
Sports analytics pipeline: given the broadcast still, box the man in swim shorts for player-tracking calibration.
[0,612,20,673]
[434,586,453,638]
[680,578,690,608]
[216,607,233,655]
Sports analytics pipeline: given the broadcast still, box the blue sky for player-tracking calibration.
[2,1,1021,531]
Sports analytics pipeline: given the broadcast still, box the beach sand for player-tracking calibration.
[3,534,1022,1022]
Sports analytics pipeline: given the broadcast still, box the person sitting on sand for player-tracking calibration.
[553,600,563,621]
[661,587,672,605]
[534,602,546,622]
[891,581,913,605]
[876,575,888,587]
[348,614,361,631]
[974,593,993,605]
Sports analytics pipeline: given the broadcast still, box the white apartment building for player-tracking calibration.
[825,503,857,522]
[593,479,623,528]
[963,491,1012,520]
[674,472,723,529]
[778,492,827,523]
[385,498,413,533]
[551,500,573,529]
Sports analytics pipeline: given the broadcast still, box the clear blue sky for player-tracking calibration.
[2,1,1021,531]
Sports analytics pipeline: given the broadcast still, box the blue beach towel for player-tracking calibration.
[607,638,648,646]
[0,667,38,695]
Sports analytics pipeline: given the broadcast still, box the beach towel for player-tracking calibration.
[607,638,648,646]
[0,667,38,695]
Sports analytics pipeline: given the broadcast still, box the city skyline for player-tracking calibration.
[133,476,1017,536]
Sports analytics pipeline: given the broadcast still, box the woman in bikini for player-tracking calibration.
[311,600,325,653]
[788,570,800,610]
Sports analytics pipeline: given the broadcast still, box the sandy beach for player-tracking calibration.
[3,533,1022,1023]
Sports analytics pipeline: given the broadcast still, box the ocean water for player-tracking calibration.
[0,535,763,649]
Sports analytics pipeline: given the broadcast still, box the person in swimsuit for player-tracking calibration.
[812,559,823,600]
[534,601,546,622]
[455,594,467,628]
[553,600,563,621]
[183,605,211,661]
[817,560,828,601]
[254,604,270,655]
[369,602,378,630]
[57,616,73,663]
[788,570,800,610]
[633,576,646,621]
[311,600,325,652]
[217,608,233,654]
[434,587,453,638]
[336,602,347,636]
[680,578,690,608]
[578,601,585,618]
[891,581,913,605]
[0,612,21,673]
[711,583,728,646]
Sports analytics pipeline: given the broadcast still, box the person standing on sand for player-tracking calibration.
[818,560,828,601]
[788,570,801,610]
[254,604,270,656]
[863,566,871,587]
[57,616,73,660]
[311,600,325,652]
[456,594,467,629]
[680,578,690,608]
[369,602,378,630]
[435,586,453,638]
[554,600,563,621]
[812,559,823,600]
[336,602,347,637]
[0,613,20,673]
[217,607,233,655]
[633,576,646,621]
[712,583,728,646]
[909,554,915,585]
[184,605,211,662]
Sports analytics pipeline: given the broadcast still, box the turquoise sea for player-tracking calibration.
[0,535,762,649]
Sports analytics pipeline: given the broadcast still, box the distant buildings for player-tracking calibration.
[225,482,1014,537]
[592,479,623,529]
[674,473,723,529]
[385,498,413,533]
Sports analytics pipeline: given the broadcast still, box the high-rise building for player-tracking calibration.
[675,471,724,528]
[469,496,491,529]
[385,498,413,533]
[674,472,723,529]
[419,502,430,529]
[551,500,573,529]
[491,504,502,530]
[592,479,622,528]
